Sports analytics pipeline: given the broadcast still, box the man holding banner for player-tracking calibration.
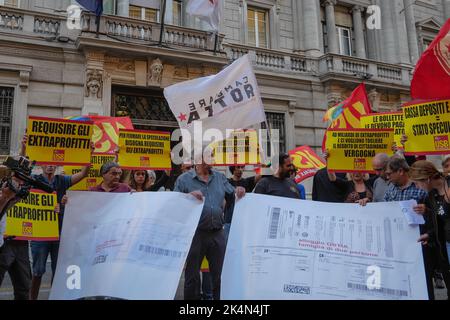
[174,159,246,300]
[20,134,94,300]
[254,153,301,199]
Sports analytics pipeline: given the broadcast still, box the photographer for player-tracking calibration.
[0,172,32,300]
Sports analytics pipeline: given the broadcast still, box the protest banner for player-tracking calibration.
[209,130,260,166]
[164,55,266,152]
[49,191,203,300]
[66,115,134,154]
[222,194,428,300]
[360,112,405,148]
[26,116,93,165]
[5,190,58,241]
[325,129,394,173]
[288,146,326,183]
[64,153,116,191]
[118,129,172,170]
[403,99,450,155]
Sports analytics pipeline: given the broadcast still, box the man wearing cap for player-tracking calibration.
[89,161,131,193]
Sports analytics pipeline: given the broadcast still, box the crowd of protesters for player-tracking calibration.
[0,133,449,300]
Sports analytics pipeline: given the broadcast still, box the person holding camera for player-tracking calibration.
[0,172,32,300]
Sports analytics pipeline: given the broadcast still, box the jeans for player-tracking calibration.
[184,229,226,300]
[31,241,59,277]
[201,271,213,300]
[447,242,450,264]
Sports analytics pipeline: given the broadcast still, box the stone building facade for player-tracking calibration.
[0,0,448,167]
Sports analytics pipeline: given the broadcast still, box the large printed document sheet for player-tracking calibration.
[222,194,428,300]
[50,191,203,300]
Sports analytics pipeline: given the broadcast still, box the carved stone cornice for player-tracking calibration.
[19,70,31,89]
[288,101,296,115]
[0,62,32,88]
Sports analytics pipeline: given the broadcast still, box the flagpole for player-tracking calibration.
[213,31,218,55]
[158,0,167,46]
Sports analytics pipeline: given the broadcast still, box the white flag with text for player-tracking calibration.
[164,55,266,155]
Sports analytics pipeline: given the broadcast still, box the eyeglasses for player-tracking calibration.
[385,170,397,176]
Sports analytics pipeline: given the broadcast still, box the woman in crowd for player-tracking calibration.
[443,156,450,176]
[324,151,373,205]
[129,170,169,192]
[327,172,373,205]
[410,160,450,300]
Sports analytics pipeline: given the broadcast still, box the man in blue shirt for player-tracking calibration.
[175,160,245,300]
[26,138,92,300]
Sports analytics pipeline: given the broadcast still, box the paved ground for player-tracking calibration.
[0,262,446,300]
[0,260,184,300]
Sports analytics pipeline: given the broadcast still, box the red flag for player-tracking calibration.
[411,18,450,100]
[321,83,372,152]
[289,146,326,183]
[66,115,134,153]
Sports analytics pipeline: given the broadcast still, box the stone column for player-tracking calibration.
[380,0,397,63]
[403,0,420,64]
[301,0,322,56]
[10,67,32,155]
[117,0,130,17]
[352,5,366,58]
[324,0,339,54]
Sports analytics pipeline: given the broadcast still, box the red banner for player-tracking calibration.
[67,116,134,154]
[289,146,326,183]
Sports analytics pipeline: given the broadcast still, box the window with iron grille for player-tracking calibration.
[261,112,286,154]
[0,87,14,155]
[112,90,177,128]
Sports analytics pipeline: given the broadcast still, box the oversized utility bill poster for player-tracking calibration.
[222,194,428,300]
[49,191,203,300]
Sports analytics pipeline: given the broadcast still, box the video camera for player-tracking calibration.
[1,156,54,199]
